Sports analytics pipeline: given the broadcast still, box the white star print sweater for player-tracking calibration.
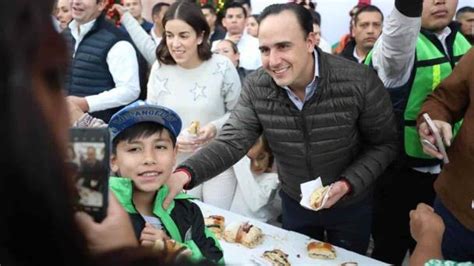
[147,54,242,162]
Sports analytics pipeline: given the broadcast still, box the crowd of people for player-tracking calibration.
[1,0,473,265]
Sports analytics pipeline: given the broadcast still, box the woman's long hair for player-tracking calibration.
[0,0,89,264]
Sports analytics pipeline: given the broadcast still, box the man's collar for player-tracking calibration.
[69,18,97,36]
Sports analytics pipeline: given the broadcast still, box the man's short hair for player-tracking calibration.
[353,5,384,25]
[456,6,474,20]
[200,3,216,15]
[224,2,247,18]
[310,10,321,26]
[152,2,170,17]
[259,4,313,38]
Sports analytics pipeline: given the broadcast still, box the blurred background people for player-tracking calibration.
[217,2,261,70]
[456,6,474,44]
[341,5,383,63]
[55,0,73,31]
[123,0,153,33]
[213,39,249,82]
[201,4,226,43]
[246,14,259,38]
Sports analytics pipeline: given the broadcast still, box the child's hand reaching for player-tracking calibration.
[140,223,170,247]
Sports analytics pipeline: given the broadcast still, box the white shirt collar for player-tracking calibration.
[353,47,366,64]
[69,19,96,41]
[435,27,452,56]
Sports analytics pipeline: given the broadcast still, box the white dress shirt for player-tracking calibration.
[69,19,140,113]
[121,12,158,66]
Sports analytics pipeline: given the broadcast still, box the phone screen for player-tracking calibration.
[68,128,110,222]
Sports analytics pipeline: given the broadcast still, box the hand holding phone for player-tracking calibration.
[69,128,110,222]
[422,113,450,164]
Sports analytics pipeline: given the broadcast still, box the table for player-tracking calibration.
[194,201,388,266]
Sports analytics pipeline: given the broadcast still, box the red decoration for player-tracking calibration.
[106,0,123,26]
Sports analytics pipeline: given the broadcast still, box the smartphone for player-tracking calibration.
[422,113,449,164]
[421,138,438,152]
[68,128,110,222]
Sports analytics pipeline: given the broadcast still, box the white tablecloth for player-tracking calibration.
[194,201,387,266]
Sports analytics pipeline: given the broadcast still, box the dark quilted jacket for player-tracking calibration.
[180,50,399,207]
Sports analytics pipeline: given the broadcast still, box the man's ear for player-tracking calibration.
[306,31,317,52]
[110,154,119,173]
[97,0,107,12]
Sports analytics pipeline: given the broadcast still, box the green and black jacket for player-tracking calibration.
[109,177,224,264]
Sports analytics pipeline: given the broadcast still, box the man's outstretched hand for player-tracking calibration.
[163,171,191,209]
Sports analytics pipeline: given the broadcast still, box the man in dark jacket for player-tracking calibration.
[166,3,398,256]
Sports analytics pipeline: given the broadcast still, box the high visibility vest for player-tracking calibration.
[366,29,471,162]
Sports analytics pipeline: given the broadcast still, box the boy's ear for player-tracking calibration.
[110,154,119,173]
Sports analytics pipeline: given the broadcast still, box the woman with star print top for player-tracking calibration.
[146,1,241,210]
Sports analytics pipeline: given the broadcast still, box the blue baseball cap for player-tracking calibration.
[108,101,182,141]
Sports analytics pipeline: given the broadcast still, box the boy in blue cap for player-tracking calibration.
[80,100,223,263]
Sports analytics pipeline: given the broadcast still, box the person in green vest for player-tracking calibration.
[106,100,224,264]
[364,0,471,264]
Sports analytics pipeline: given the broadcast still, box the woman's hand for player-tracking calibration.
[75,192,138,254]
[196,123,217,144]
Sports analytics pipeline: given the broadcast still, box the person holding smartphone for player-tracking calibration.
[416,47,474,262]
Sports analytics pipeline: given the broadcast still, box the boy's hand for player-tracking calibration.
[75,192,138,254]
[163,171,190,209]
[140,223,170,247]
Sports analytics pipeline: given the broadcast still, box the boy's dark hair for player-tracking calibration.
[259,4,313,38]
[112,122,177,154]
[353,5,384,25]
[224,2,247,18]
[152,2,170,17]
[156,1,212,65]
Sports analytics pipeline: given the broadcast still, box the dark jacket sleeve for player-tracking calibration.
[178,74,263,188]
[341,68,399,197]
[187,202,223,262]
